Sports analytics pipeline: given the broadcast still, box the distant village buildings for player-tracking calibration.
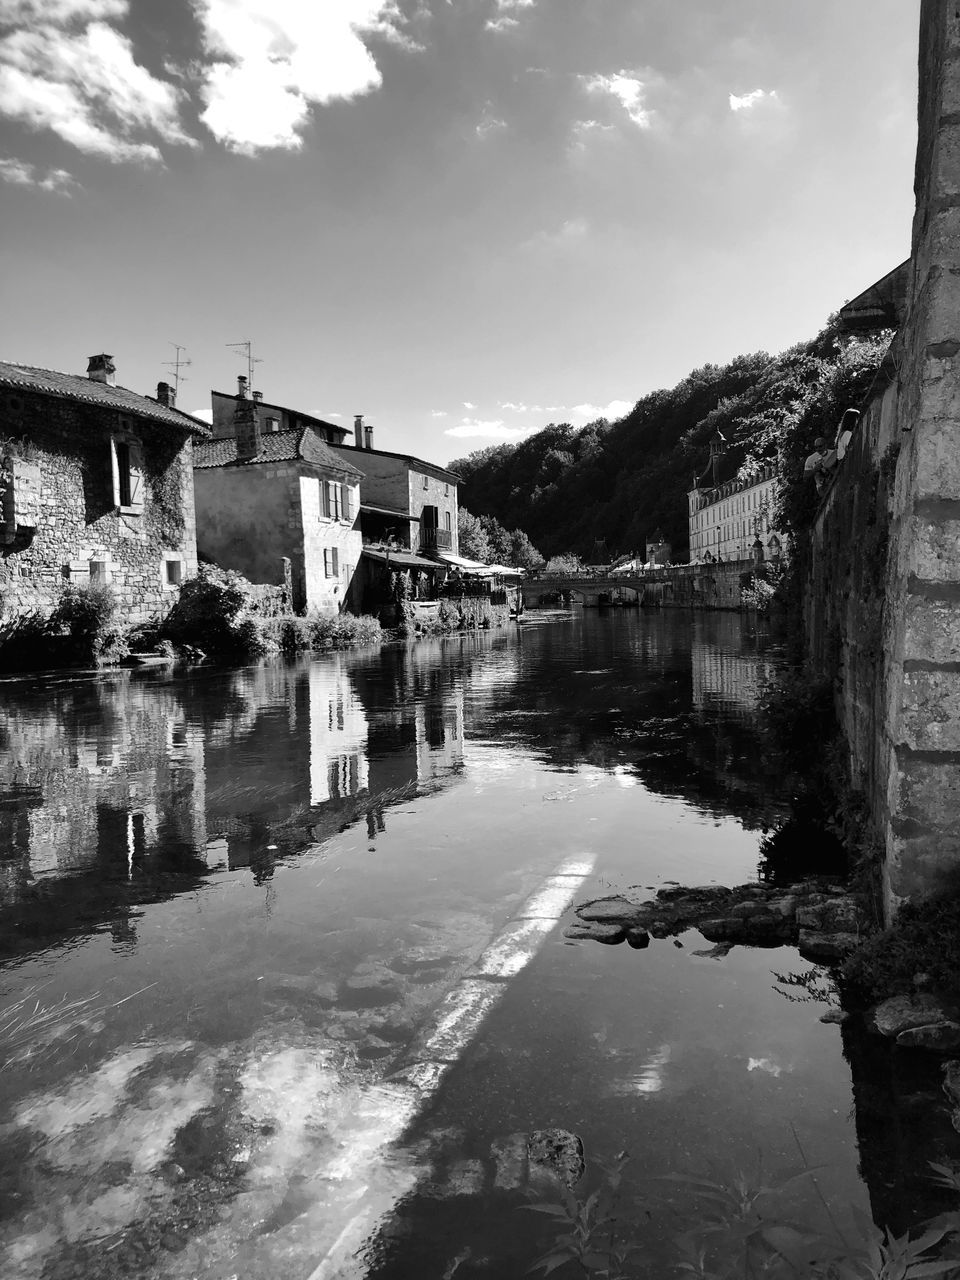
[194,379,365,614]
[0,355,205,621]
[687,433,787,565]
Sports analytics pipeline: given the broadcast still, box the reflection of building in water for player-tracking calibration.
[308,659,369,805]
[690,615,779,716]
[0,677,208,910]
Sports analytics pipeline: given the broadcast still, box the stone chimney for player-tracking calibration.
[156,380,175,408]
[252,390,263,402]
[237,375,248,398]
[364,423,374,450]
[87,353,116,386]
[234,392,261,461]
[354,414,364,448]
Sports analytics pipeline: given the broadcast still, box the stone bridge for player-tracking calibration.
[524,574,646,607]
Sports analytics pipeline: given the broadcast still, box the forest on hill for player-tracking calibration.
[448,320,891,563]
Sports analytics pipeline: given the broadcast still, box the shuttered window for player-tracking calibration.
[324,547,339,578]
[340,484,352,521]
[111,436,144,514]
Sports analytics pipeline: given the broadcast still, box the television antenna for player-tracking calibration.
[226,340,263,393]
[163,342,191,393]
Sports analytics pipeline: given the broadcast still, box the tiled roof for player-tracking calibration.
[0,362,211,435]
[329,442,460,483]
[194,426,364,476]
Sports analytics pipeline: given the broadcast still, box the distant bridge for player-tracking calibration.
[524,574,647,608]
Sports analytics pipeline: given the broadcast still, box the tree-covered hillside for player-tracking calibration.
[448,322,890,562]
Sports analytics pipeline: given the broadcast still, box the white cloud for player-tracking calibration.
[524,217,588,251]
[430,409,448,417]
[499,401,526,411]
[729,88,780,113]
[485,0,535,34]
[569,117,617,153]
[572,399,632,420]
[0,155,77,192]
[0,5,196,163]
[462,400,476,409]
[582,71,653,129]
[445,419,536,440]
[190,407,214,423]
[193,0,412,155]
[476,102,506,139]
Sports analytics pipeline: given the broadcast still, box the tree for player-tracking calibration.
[509,528,545,571]
[544,554,585,575]
[457,508,492,561]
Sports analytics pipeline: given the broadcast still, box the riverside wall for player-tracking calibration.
[640,560,759,610]
[806,1,960,918]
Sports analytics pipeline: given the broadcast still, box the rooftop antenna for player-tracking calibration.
[163,342,191,394]
[226,340,263,394]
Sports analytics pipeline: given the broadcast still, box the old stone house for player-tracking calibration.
[193,382,364,614]
[687,434,788,565]
[0,354,206,620]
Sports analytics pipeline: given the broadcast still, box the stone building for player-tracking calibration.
[0,354,206,620]
[331,416,460,559]
[193,380,364,614]
[687,435,787,564]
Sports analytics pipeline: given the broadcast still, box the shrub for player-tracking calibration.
[163,566,268,660]
[50,584,128,665]
[842,893,960,1004]
[306,611,382,649]
[263,616,313,653]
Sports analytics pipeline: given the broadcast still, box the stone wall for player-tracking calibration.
[805,2,960,916]
[641,559,763,610]
[0,391,198,622]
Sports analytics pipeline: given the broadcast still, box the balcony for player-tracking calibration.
[419,528,452,553]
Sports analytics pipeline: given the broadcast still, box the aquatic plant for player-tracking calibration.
[523,1150,640,1278]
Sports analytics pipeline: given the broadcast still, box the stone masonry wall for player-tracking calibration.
[0,390,198,622]
[806,2,960,917]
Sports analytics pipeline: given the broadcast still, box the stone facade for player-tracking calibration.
[688,467,787,564]
[194,433,363,616]
[806,1,960,917]
[329,442,460,556]
[0,371,201,622]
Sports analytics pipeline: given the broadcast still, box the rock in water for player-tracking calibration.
[896,1022,960,1052]
[563,922,625,945]
[869,994,954,1037]
[527,1128,585,1189]
[819,1007,849,1025]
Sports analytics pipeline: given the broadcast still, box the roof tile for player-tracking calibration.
[194,426,364,475]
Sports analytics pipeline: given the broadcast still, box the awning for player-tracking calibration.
[435,551,498,577]
[362,546,439,570]
[360,503,420,522]
[486,563,525,577]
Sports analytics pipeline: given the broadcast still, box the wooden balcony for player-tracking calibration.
[419,528,452,553]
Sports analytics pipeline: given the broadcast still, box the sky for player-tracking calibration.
[0,0,920,465]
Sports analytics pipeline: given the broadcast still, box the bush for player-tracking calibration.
[163,566,269,660]
[50,584,128,665]
[306,611,382,649]
[842,893,960,1004]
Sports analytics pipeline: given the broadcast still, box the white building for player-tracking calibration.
[687,463,787,565]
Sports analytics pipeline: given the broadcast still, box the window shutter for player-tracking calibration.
[321,481,331,518]
[324,548,331,577]
[110,437,122,507]
[340,484,351,521]
[127,441,145,512]
[332,547,339,577]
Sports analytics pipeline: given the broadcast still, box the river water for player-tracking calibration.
[0,611,873,1279]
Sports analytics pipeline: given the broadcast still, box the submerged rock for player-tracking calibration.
[896,1022,960,1052]
[819,1007,850,1025]
[869,993,953,1038]
[563,921,625,945]
[797,930,861,960]
[527,1128,584,1189]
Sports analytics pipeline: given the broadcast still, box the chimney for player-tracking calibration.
[237,375,248,398]
[354,414,364,448]
[87,353,116,386]
[234,395,261,461]
[156,380,175,408]
[364,423,374,451]
[252,390,263,402]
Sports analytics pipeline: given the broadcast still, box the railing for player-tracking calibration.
[419,528,452,552]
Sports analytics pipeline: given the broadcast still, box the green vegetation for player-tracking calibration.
[458,507,545,569]
[264,610,382,653]
[842,895,960,1005]
[526,1149,960,1280]
[0,582,128,670]
[449,321,891,563]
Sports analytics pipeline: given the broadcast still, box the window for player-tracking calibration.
[422,475,429,490]
[165,558,183,586]
[321,481,342,520]
[266,416,279,434]
[444,511,451,532]
[340,484,352,521]
[110,435,144,513]
[444,483,449,496]
[324,547,339,578]
[89,559,109,584]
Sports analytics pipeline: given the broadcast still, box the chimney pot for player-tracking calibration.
[156,380,175,408]
[237,375,248,398]
[354,414,364,449]
[252,390,263,402]
[364,424,374,451]
[87,353,116,386]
